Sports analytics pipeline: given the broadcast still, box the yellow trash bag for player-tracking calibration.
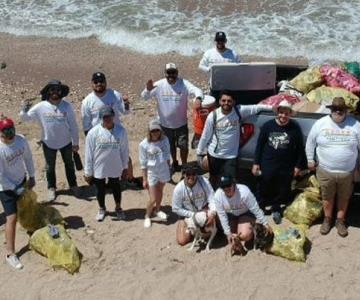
[290,66,323,94]
[267,225,307,262]
[17,188,63,233]
[29,225,81,274]
[307,86,359,111]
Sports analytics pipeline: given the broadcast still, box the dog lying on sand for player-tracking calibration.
[184,211,217,253]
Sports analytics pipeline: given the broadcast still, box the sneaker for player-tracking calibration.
[272,211,282,224]
[96,208,106,222]
[144,217,151,228]
[70,186,81,198]
[115,208,126,221]
[320,217,332,235]
[156,210,168,221]
[47,188,56,202]
[335,219,348,237]
[6,255,23,270]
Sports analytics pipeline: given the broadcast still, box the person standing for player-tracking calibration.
[197,90,272,188]
[20,80,79,202]
[139,119,171,228]
[252,100,306,223]
[84,106,129,222]
[306,97,360,237]
[141,63,203,173]
[199,32,241,100]
[0,118,35,269]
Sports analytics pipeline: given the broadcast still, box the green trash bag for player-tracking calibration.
[290,66,324,94]
[307,85,359,112]
[267,225,307,262]
[284,189,323,226]
[344,62,360,79]
[30,225,81,274]
[17,188,63,233]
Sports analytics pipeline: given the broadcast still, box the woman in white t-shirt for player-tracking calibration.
[139,119,171,228]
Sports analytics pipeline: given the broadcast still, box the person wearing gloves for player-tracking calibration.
[214,176,271,254]
[84,106,129,222]
[20,80,80,202]
[306,97,360,237]
[197,90,273,188]
[141,63,203,173]
[199,32,241,100]
[0,118,35,270]
[172,162,216,246]
[81,72,140,189]
[252,100,306,224]
[139,119,171,228]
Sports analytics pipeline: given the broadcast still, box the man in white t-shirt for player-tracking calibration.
[199,32,241,100]
[141,63,203,173]
[306,97,360,237]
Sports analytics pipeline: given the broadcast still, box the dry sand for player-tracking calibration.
[0,33,359,300]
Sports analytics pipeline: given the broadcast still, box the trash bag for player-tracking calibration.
[344,62,360,79]
[320,65,360,95]
[29,225,81,274]
[267,225,307,262]
[306,86,359,112]
[259,93,302,107]
[290,66,323,94]
[17,188,63,233]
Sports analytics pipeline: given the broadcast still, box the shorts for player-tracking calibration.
[161,125,188,150]
[0,190,20,217]
[227,211,255,233]
[148,165,171,187]
[207,153,238,179]
[316,166,354,201]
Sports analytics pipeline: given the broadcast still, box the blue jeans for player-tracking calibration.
[42,142,77,189]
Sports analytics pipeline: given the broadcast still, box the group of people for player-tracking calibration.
[1,31,360,270]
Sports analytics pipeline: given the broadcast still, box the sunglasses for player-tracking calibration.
[150,129,161,133]
[184,171,197,176]
[221,184,233,189]
[166,71,177,75]
[331,108,345,114]
[48,86,62,93]
[93,80,105,85]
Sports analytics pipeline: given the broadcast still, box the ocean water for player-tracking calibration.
[1,0,359,62]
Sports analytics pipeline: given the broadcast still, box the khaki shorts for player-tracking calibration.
[316,167,354,201]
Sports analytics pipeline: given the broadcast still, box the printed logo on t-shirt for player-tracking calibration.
[268,132,290,149]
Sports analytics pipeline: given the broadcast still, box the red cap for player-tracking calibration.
[0,118,15,131]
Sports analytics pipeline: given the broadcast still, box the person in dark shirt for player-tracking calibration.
[252,100,306,223]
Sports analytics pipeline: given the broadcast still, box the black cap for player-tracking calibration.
[214,31,227,42]
[99,106,115,119]
[219,176,234,188]
[182,161,200,174]
[92,72,106,82]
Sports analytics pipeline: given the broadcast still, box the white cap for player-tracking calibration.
[149,119,161,131]
[277,100,293,111]
[165,63,177,71]
[202,95,216,108]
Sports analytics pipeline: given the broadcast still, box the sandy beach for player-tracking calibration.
[1,32,360,300]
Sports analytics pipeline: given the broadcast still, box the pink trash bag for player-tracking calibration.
[320,65,360,95]
[259,94,302,107]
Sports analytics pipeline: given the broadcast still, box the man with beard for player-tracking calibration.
[197,90,272,189]
[81,72,140,188]
[199,32,241,100]
[0,118,35,269]
[252,100,306,224]
[141,63,203,173]
[306,97,360,237]
[20,80,79,202]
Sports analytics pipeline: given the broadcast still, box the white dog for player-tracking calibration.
[184,211,217,253]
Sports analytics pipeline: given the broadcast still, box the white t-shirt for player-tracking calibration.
[0,134,35,191]
[81,89,129,132]
[306,115,360,172]
[172,176,216,218]
[197,104,272,159]
[139,136,171,169]
[20,100,79,149]
[199,47,241,73]
[84,123,129,179]
[214,184,268,236]
[141,78,203,129]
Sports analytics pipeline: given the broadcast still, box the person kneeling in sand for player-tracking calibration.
[214,176,272,255]
[139,119,171,228]
[172,162,216,245]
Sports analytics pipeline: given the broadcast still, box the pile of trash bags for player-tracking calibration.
[17,188,81,274]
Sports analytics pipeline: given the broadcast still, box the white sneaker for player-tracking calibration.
[47,188,56,202]
[96,208,106,222]
[6,255,23,270]
[144,217,151,228]
[156,210,168,221]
